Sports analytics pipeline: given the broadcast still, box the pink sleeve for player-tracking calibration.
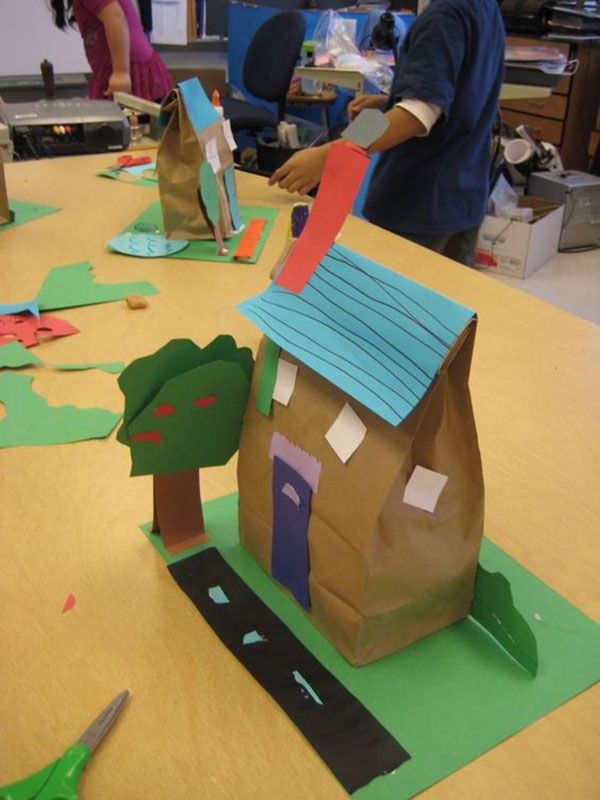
[79,0,121,16]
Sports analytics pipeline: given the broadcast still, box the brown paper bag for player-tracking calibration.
[0,151,11,226]
[157,84,234,242]
[237,322,484,666]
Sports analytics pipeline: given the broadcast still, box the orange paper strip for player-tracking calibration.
[234,218,267,261]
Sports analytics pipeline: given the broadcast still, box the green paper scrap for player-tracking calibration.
[0,200,60,232]
[0,372,121,448]
[199,161,220,228]
[38,262,159,312]
[471,565,539,676]
[0,341,42,368]
[209,586,230,605]
[118,337,253,477]
[0,341,124,374]
[48,361,124,374]
[142,493,600,799]
[256,338,280,417]
[98,169,157,188]
[123,201,278,263]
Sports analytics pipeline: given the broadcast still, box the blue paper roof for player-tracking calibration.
[238,243,475,426]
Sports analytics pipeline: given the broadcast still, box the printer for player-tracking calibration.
[528,170,600,251]
[0,98,130,160]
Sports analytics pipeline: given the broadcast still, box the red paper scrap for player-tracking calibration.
[192,394,217,408]
[0,313,79,348]
[154,403,176,418]
[130,430,163,443]
[62,593,76,613]
[275,141,370,294]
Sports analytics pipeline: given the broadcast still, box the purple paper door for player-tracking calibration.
[271,456,312,610]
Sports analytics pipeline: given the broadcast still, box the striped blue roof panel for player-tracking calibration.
[238,243,475,426]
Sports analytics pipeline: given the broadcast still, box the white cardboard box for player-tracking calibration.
[475,197,565,278]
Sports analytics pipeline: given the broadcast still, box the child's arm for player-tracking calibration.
[97,1,132,96]
[269,107,426,195]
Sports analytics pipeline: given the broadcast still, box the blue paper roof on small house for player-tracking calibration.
[238,243,476,426]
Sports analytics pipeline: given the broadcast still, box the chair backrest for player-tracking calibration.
[242,11,307,105]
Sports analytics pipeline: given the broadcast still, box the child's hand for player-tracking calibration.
[105,71,132,97]
[268,145,330,195]
[347,94,387,120]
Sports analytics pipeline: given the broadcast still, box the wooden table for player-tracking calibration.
[1,152,599,799]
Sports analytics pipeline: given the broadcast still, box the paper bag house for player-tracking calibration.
[157,78,243,253]
[237,242,485,666]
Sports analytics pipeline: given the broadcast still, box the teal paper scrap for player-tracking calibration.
[178,77,220,133]
[243,630,266,645]
[209,585,230,604]
[108,233,189,258]
[293,669,324,705]
[237,242,475,426]
[141,493,600,799]
[224,167,244,231]
[0,299,40,319]
[199,161,220,228]
[123,162,157,179]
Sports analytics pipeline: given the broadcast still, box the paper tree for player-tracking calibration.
[117,336,253,554]
[157,78,242,255]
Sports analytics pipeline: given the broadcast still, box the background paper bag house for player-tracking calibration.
[157,78,243,254]
[237,242,485,666]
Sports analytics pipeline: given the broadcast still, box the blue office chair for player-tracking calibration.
[222,10,307,133]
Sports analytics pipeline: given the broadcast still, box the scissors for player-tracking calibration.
[0,690,129,800]
[107,155,152,171]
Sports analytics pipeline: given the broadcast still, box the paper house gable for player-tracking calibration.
[237,242,485,666]
[157,78,243,251]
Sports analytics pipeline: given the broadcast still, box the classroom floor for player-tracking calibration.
[486,248,600,326]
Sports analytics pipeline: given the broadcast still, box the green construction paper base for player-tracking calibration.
[123,201,278,263]
[140,492,600,798]
[98,170,157,188]
[1,200,60,231]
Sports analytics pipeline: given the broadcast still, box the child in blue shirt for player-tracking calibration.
[270,0,505,267]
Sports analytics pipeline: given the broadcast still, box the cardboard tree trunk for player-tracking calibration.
[157,79,237,245]
[237,323,484,667]
[0,152,11,225]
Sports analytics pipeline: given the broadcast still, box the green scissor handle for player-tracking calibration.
[0,743,91,800]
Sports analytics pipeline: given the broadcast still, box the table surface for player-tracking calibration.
[1,152,599,799]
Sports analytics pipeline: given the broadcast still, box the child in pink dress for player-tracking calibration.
[50,0,173,101]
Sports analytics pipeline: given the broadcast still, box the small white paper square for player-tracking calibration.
[325,403,366,464]
[272,358,298,406]
[403,465,448,513]
[223,119,237,152]
[205,138,221,173]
